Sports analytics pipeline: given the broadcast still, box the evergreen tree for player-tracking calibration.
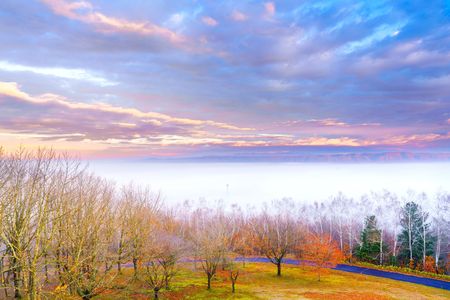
[398,201,435,268]
[356,215,386,263]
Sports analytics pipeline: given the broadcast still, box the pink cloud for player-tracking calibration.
[231,10,248,21]
[41,0,184,44]
[381,133,450,146]
[294,136,362,147]
[1,82,447,156]
[352,39,450,75]
[202,16,218,27]
[277,118,382,130]
[0,82,254,132]
[264,2,275,16]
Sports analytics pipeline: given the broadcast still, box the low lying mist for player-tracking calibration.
[88,161,450,206]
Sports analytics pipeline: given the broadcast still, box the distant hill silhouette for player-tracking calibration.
[143,152,450,163]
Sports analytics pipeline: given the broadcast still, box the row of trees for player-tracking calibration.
[0,148,449,299]
[322,192,450,272]
[356,200,444,272]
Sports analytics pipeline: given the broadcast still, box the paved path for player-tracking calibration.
[236,257,450,291]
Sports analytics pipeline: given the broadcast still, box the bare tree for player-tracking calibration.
[121,184,161,278]
[229,207,253,268]
[54,173,116,300]
[433,192,449,271]
[222,255,240,293]
[372,191,398,265]
[330,194,347,251]
[0,149,63,299]
[143,260,166,300]
[417,193,433,270]
[156,211,187,290]
[189,205,233,290]
[250,200,299,276]
[386,194,402,263]
[114,197,130,275]
[142,230,184,299]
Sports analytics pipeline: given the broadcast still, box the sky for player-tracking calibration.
[0,0,449,160]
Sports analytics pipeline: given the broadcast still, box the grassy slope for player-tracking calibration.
[93,263,450,300]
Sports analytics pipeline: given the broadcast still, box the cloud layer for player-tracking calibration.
[0,0,448,158]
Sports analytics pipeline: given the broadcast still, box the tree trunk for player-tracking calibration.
[408,211,413,261]
[393,231,398,257]
[207,273,212,290]
[117,234,123,274]
[153,287,160,299]
[194,253,197,271]
[276,261,281,276]
[348,228,354,261]
[222,258,226,271]
[56,248,62,282]
[44,253,49,283]
[422,214,426,270]
[132,258,138,278]
[232,281,235,293]
[12,257,22,299]
[379,229,383,265]
[435,226,441,270]
[28,267,37,300]
[1,256,8,299]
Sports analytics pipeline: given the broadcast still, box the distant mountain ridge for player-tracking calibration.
[143,152,450,163]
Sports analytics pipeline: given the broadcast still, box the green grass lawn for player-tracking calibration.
[91,262,450,300]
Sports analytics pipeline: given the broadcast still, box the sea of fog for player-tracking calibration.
[87,161,450,206]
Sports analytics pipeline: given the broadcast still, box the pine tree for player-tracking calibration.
[356,215,386,264]
[398,201,435,268]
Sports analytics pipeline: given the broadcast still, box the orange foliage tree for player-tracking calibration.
[422,256,436,273]
[301,232,344,281]
[231,222,254,268]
